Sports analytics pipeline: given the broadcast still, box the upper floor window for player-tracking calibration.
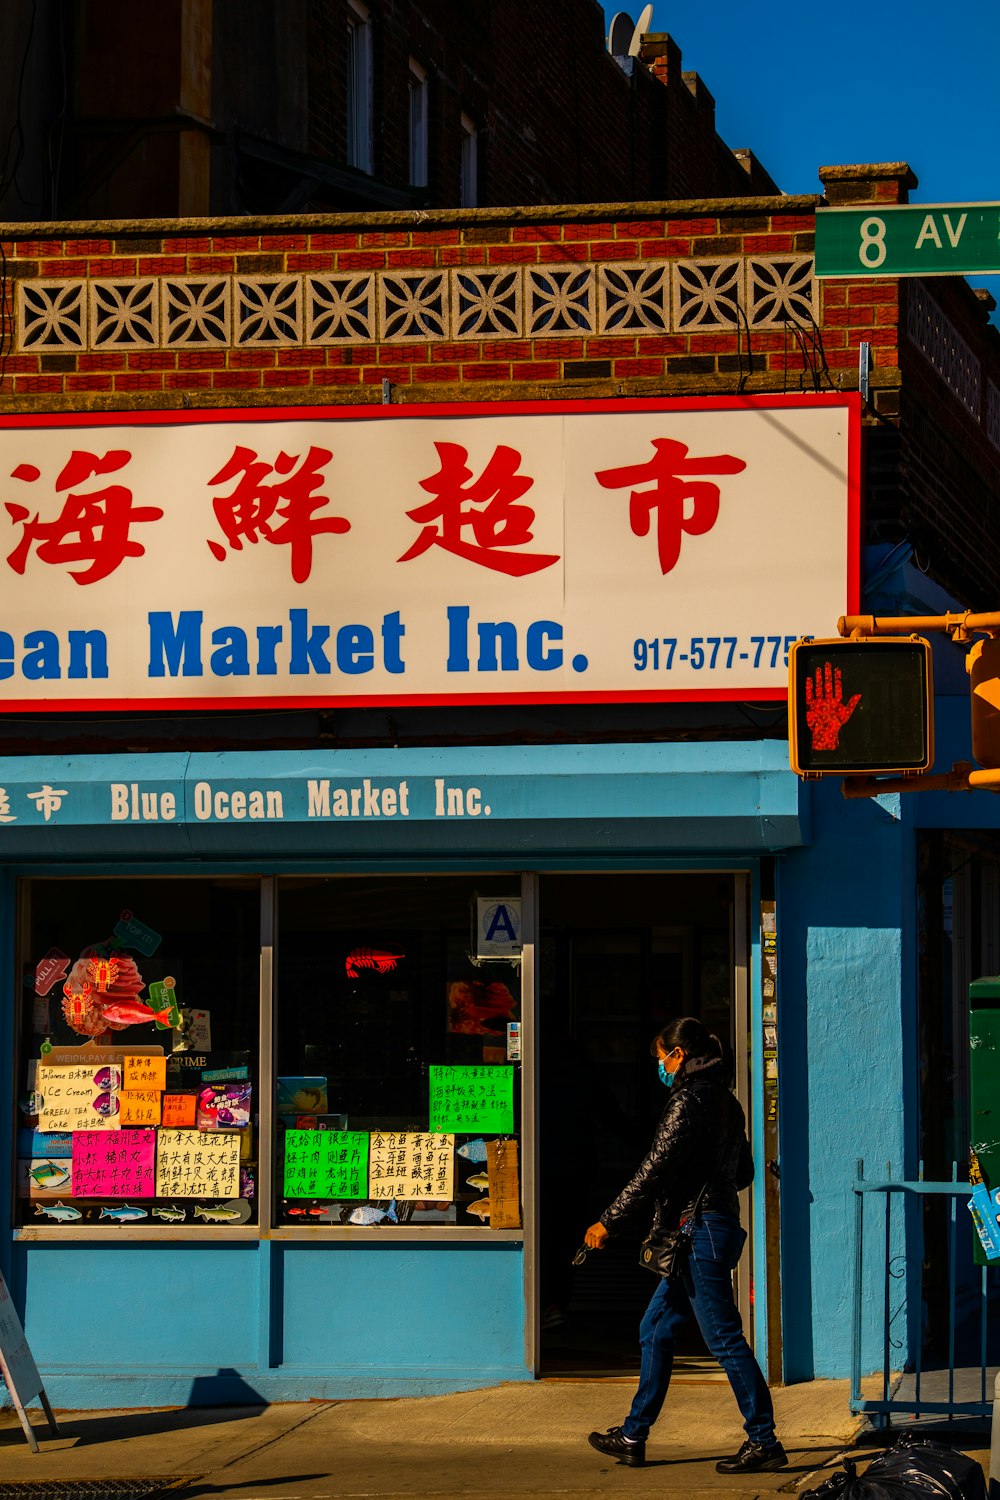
[346,0,373,174]
[408,60,428,188]
[460,113,477,208]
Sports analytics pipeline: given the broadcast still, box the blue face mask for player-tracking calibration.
[658,1060,676,1088]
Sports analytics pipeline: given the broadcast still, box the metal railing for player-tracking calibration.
[851,1158,996,1427]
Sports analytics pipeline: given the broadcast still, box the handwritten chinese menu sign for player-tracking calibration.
[155,1129,240,1198]
[486,1138,521,1229]
[284,1130,369,1199]
[124,1054,167,1090]
[0,401,857,711]
[428,1065,514,1133]
[72,1130,156,1199]
[369,1132,454,1200]
[120,1091,162,1126]
[161,1094,197,1127]
[36,1062,118,1132]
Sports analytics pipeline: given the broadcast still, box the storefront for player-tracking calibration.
[0,742,800,1405]
[1,393,856,1404]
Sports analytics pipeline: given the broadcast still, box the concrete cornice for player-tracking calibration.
[0,195,823,240]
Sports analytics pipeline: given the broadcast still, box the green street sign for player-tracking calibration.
[815,203,1000,279]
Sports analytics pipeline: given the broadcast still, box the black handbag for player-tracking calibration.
[639,1183,709,1279]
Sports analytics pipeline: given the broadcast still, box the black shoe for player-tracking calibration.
[715,1438,788,1474]
[587,1425,646,1466]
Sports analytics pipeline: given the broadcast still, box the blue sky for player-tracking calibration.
[605,1,1000,299]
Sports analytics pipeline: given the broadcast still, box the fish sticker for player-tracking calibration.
[348,1202,399,1226]
[100,997,181,1031]
[99,1204,149,1223]
[93,1090,120,1118]
[287,1206,329,1218]
[465,1172,490,1191]
[152,1205,187,1223]
[193,1202,251,1223]
[345,948,404,979]
[34,1201,82,1221]
[93,1066,121,1091]
[457,1139,488,1164]
[466,1198,492,1221]
[28,1160,72,1191]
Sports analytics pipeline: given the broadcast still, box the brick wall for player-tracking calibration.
[2,201,826,403]
[2,0,779,220]
[4,178,1000,607]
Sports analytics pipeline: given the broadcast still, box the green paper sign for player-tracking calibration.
[428,1064,514,1133]
[283,1129,369,1199]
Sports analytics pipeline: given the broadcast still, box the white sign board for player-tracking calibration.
[0,1266,58,1450]
[477,897,523,958]
[0,396,859,710]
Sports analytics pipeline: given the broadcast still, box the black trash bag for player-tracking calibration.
[802,1439,986,1500]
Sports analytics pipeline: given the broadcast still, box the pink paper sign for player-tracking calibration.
[71,1129,156,1199]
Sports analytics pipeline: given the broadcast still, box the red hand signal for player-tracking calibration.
[804,661,861,751]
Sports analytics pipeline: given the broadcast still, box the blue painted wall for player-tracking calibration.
[12,1240,527,1407]
[778,780,916,1383]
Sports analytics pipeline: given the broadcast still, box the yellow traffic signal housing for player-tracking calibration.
[968,636,1000,769]
[789,637,934,776]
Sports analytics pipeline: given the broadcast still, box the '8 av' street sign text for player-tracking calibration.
[814,203,1000,279]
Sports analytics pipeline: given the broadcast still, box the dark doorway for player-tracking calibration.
[536,872,741,1375]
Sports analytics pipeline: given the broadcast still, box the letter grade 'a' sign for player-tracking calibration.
[815,203,1000,279]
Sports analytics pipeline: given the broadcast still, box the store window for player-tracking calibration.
[346,0,373,174]
[275,876,523,1230]
[16,877,261,1229]
[408,59,428,187]
[460,113,478,207]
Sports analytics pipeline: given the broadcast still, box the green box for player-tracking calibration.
[969,994,1000,1264]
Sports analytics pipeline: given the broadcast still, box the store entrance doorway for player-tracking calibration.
[535,871,750,1376]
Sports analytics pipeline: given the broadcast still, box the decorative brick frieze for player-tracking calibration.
[16,254,822,353]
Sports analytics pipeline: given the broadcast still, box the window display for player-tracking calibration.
[16,877,260,1229]
[15,872,523,1235]
[275,875,523,1229]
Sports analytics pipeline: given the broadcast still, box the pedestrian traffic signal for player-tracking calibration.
[968,636,1000,769]
[789,637,933,776]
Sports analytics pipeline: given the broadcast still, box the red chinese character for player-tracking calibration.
[399,442,559,576]
[595,438,747,574]
[5,450,163,584]
[206,445,349,584]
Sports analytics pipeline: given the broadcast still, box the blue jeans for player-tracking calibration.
[622,1213,775,1444]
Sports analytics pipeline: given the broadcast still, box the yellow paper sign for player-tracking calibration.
[119,1090,162,1127]
[124,1055,167,1092]
[36,1063,118,1133]
[155,1129,240,1198]
[369,1132,454,1200]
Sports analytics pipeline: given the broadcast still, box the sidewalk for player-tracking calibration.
[2,1374,966,1500]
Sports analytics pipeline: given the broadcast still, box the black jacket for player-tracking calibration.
[599,1059,753,1237]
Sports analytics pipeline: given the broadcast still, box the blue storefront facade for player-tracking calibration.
[2,700,995,1406]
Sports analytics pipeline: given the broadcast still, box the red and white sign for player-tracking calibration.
[0,395,859,710]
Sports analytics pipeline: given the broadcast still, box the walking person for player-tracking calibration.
[583,1016,786,1474]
